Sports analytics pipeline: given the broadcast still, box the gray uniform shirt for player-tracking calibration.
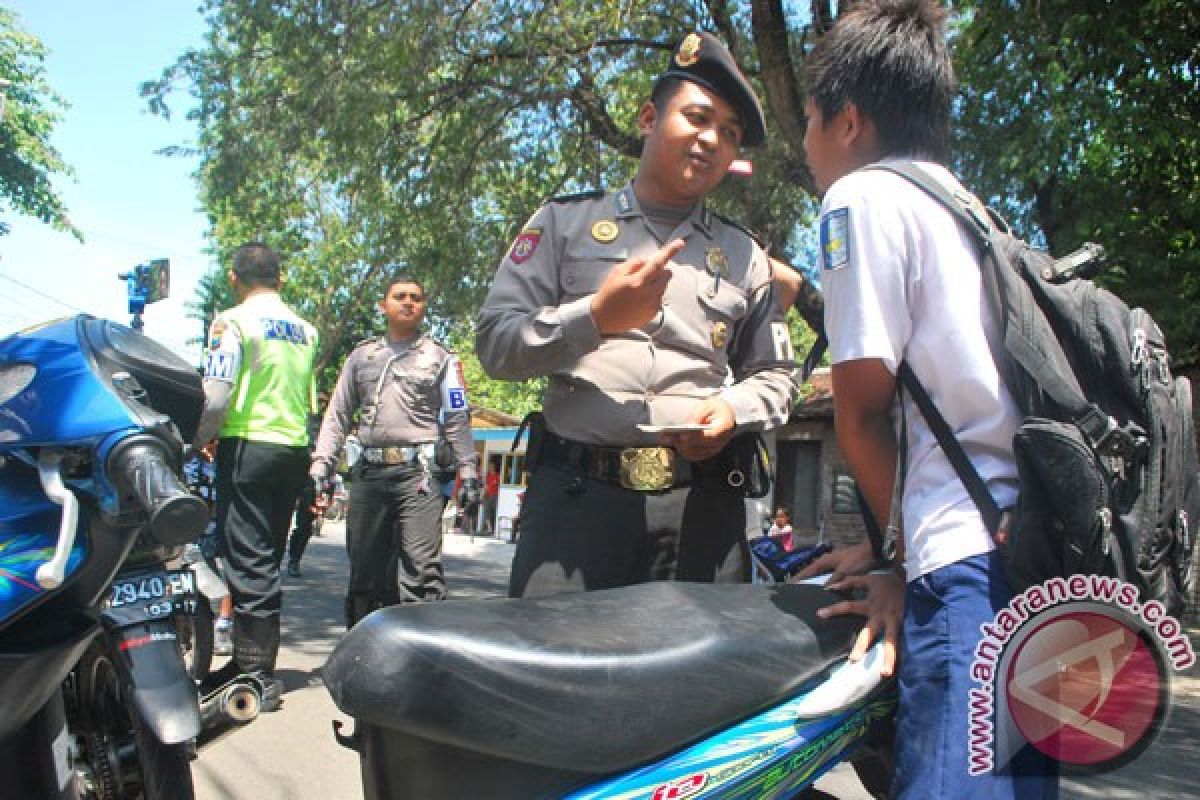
[311,335,476,480]
[476,184,799,446]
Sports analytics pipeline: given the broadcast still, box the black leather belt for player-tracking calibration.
[539,430,760,494]
[539,432,693,491]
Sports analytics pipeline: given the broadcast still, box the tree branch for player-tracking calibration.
[750,0,816,194]
[569,71,642,158]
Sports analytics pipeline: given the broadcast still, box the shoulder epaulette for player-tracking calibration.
[548,188,606,204]
[352,335,383,351]
[712,211,766,249]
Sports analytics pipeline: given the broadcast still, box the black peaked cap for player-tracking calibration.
[657,31,766,148]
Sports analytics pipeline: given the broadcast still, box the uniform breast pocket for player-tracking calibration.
[697,283,748,323]
[398,363,438,409]
[560,245,627,301]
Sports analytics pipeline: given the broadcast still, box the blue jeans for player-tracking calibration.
[893,551,1059,798]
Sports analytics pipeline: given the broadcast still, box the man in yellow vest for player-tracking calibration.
[193,242,318,711]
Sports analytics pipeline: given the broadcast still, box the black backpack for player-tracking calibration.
[852,162,1199,617]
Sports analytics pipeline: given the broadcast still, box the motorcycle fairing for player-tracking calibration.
[0,462,87,627]
[325,582,863,777]
[104,619,202,745]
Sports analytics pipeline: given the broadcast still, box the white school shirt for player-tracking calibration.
[819,160,1021,582]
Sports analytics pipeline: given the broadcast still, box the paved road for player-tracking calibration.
[192,521,1199,799]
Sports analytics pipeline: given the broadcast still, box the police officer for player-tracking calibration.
[311,275,476,627]
[193,242,318,710]
[477,32,798,597]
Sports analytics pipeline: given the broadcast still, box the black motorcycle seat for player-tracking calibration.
[324,582,862,774]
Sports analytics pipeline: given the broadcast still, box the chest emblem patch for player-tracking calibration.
[509,228,542,264]
[591,219,619,243]
[821,207,850,271]
[705,246,729,278]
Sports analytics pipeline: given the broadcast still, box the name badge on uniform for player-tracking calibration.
[821,207,850,271]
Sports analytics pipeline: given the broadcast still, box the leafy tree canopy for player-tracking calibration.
[0,8,78,239]
[147,0,1199,410]
[955,0,1200,365]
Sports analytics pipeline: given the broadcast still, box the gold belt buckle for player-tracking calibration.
[619,447,674,491]
[383,446,404,464]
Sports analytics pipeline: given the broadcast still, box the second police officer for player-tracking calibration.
[311,275,477,628]
[477,32,799,597]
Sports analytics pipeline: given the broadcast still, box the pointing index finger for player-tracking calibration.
[646,238,686,270]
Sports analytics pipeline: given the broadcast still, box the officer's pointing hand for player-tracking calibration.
[591,239,685,335]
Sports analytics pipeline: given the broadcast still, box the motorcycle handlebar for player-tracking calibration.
[109,438,209,546]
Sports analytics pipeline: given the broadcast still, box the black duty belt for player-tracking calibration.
[538,431,747,493]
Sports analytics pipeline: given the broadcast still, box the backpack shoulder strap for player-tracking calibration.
[866,162,1116,445]
[898,363,1003,533]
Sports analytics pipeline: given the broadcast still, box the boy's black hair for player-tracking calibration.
[804,0,954,161]
[231,242,281,288]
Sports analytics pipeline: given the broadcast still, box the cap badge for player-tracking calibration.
[591,219,620,243]
[705,246,729,277]
[676,33,702,67]
[711,321,729,349]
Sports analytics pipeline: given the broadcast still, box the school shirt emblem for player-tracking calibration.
[591,219,619,243]
[676,33,702,67]
[821,207,850,271]
[509,228,542,264]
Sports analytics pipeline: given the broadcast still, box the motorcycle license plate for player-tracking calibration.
[109,570,196,617]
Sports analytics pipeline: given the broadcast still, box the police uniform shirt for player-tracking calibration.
[476,184,799,446]
[819,160,1020,581]
[311,335,475,479]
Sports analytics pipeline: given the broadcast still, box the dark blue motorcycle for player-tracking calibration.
[0,261,211,798]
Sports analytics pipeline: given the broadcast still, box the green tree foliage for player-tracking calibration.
[143,0,828,408]
[149,0,1198,410]
[0,8,78,239]
[954,0,1200,364]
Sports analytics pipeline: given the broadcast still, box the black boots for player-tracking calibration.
[199,615,284,712]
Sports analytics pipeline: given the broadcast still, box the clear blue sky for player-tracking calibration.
[0,1,210,363]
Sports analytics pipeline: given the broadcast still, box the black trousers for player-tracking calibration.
[345,462,444,627]
[508,464,750,598]
[215,438,309,671]
[288,480,318,563]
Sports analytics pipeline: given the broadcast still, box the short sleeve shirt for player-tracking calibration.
[819,160,1021,581]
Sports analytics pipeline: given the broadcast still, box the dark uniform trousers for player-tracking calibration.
[345,462,445,626]
[215,437,310,673]
[508,464,751,598]
[288,480,319,564]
